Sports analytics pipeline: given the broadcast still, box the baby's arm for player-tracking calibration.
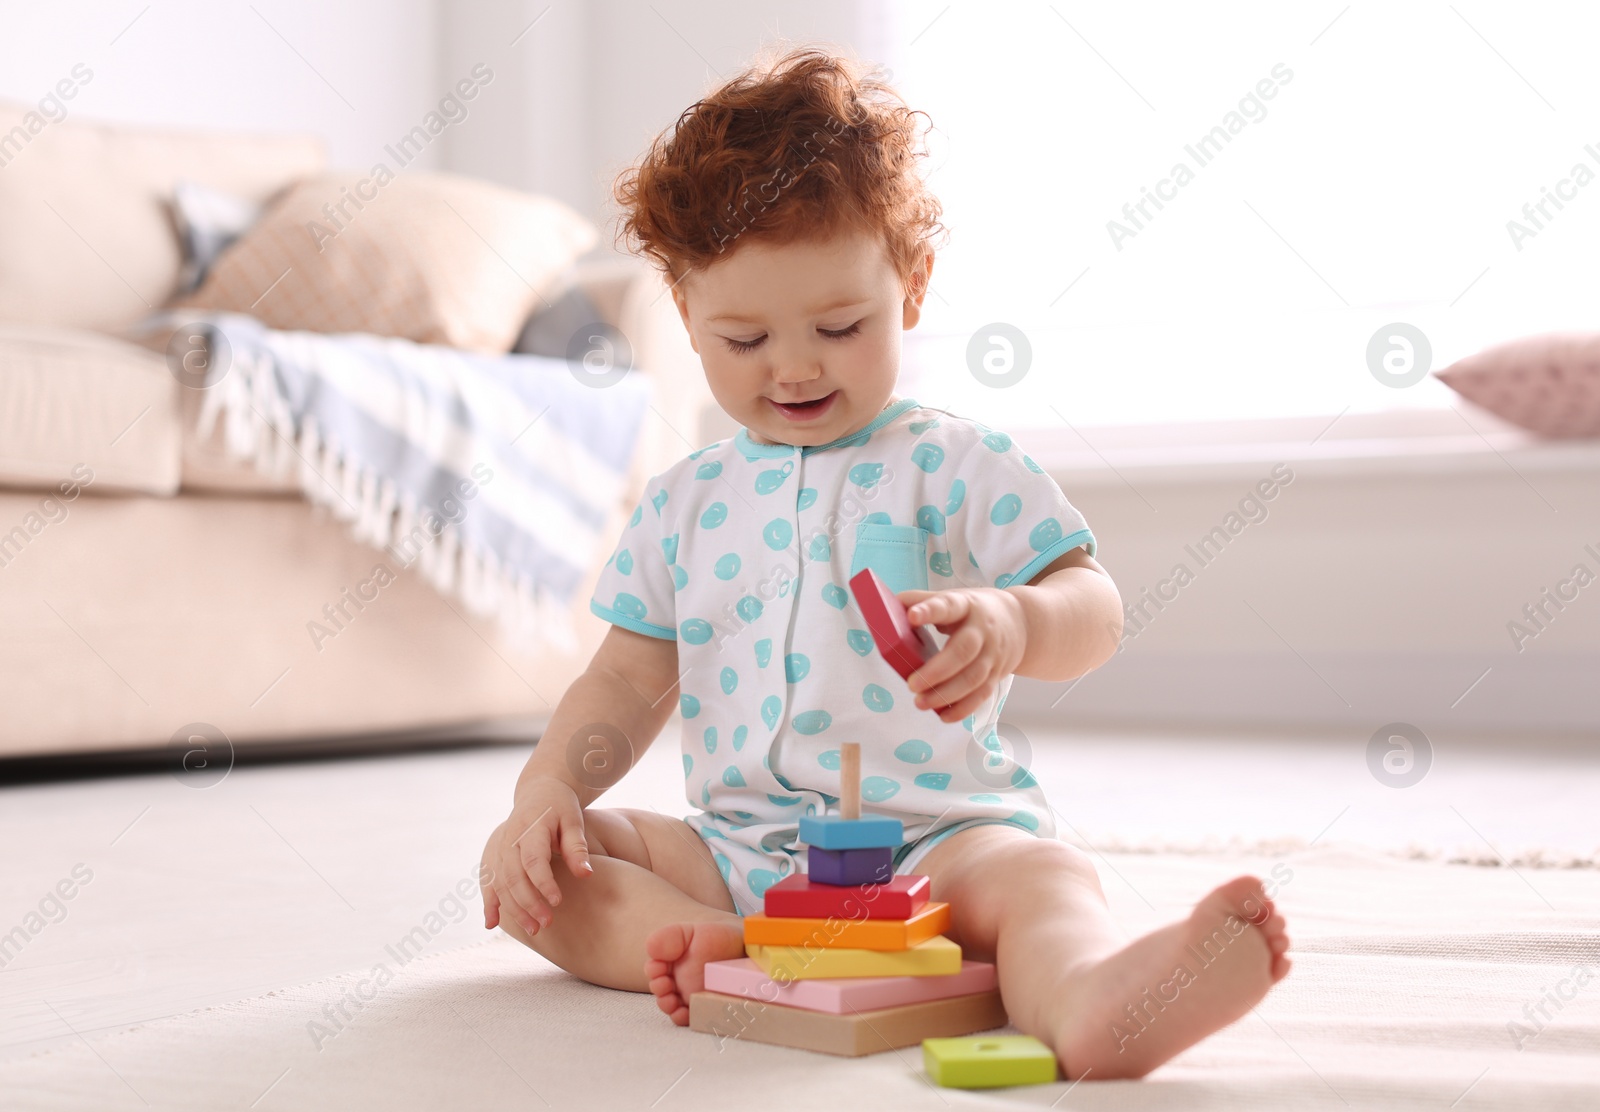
[897,546,1122,724]
[480,624,682,937]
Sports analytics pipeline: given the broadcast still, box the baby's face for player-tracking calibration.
[672,229,930,447]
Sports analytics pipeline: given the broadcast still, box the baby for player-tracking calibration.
[480,47,1290,1080]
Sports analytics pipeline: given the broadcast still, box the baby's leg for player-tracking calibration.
[502,807,740,994]
[914,825,1291,1080]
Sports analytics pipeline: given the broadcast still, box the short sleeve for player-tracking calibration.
[944,428,1095,590]
[588,475,678,640]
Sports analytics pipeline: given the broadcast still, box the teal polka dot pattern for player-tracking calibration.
[861,776,901,802]
[894,739,933,763]
[747,868,783,896]
[784,653,810,683]
[755,462,793,494]
[1030,517,1063,551]
[612,592,647,620]
[792,709,831,734]
[763,518,794,550]
[847,462,884,489]
[585,402,1090,915]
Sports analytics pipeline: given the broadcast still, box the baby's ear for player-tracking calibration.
[901,250,935,329]
[669,279,699,354]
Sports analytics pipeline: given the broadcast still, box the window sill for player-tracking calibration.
[1021,405,1600,487]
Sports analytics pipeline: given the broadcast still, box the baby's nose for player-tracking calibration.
[771,359,823,383]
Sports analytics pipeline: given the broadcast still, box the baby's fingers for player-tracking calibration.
[518,825,566,909]
[559,814,594,879]
[904,590,968,628]
[481,874,501,929]
[908,630,980,700]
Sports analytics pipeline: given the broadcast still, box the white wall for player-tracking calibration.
[438,0,879,233]
[0,0,442,170]
[1005,463,1600,736]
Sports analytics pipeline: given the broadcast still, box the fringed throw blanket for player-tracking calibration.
[164,311,652,652]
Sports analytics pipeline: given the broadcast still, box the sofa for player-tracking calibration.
[0,103,713,761]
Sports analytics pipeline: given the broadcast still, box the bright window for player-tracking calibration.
[874,3,1600,433]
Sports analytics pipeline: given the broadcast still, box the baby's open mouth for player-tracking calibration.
[769,391,838,420]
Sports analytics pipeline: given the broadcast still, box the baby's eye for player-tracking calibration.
[820,321,862,340]
[723,334,766,354]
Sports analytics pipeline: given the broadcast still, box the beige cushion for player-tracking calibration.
[1436,333,1600,439]
[0,324,181,495]
[0,101,324,331]
[176,173,597,354]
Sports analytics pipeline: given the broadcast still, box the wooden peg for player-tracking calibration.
[840,741,861,820]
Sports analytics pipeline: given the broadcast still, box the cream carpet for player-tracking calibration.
[3,725,1597,1109]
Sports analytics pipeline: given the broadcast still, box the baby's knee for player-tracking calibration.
[578,808,651,870]
[952,835,1102,913]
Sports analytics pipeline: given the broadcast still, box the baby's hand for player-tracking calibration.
[895,588,1027,724]
[480,776,593,936]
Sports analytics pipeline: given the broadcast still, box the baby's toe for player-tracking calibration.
[645,922,694,964]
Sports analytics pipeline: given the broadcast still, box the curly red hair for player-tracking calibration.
[612,46,945,295]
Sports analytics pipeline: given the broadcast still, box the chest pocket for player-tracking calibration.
[848,522,930,596]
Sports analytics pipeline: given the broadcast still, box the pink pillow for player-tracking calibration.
[1435,333,1600,438]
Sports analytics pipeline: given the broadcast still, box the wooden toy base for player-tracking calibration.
[690,989,1008,1057]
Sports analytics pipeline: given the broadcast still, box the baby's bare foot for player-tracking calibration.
[1050,876,1291,1079]
[644,918,746,1026]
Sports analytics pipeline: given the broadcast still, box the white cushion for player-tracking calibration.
[0,324,181,495]
[0,101,324,331]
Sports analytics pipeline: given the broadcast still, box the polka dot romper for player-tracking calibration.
[589,397,1096,916]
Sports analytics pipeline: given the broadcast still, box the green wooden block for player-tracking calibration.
[921,1034,1058,1088]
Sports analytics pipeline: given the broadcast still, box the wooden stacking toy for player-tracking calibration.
[690,741,1009,1057]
